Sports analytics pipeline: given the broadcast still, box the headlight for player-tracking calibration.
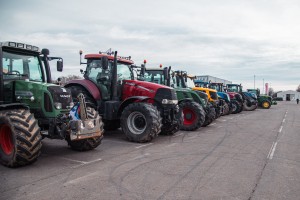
[162,99,178,104]
[54,102,62,109]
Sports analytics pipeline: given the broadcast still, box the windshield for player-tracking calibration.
[85,59,132,83]
[227,85,241,92]
[2,51,43,82]
[209,84,221,91]
[186,77,195,88]
[144,70,164,84]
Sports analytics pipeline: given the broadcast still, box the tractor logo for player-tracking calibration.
[60,94,71,98]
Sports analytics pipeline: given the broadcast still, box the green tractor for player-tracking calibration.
[0,41,104,167]
[247,88,276,109]
[142,66,216,130]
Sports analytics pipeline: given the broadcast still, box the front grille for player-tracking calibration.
[209,91,218,100]
[235,94,243,102]
[44,93,52,112]
[47,86,72,109]
[155,88,177,103]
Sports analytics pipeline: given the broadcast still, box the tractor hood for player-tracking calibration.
[12,80,73,118]
[124,79,172,91]
[217,92,230,102]
[122,80,177,101]
[227,92,243,102]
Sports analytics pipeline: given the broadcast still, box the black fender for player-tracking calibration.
[178,98,194,105]
[0,103,29,111]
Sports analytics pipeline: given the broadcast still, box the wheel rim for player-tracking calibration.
[232,104,237,112]
[0,125,14,155]
[183,108,196,125]
[127,111,147,135]
[263,102,269,108]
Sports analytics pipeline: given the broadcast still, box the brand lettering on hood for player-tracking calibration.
[60,94,71,98]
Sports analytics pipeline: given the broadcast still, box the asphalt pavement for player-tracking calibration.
[1,101,299,200]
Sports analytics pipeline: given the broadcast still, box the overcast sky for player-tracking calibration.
[1,0,300,92]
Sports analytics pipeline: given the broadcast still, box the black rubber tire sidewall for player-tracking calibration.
[121,103,161,143]
[179,101,205,131]
[0,109,42,167]
[67,107,104,151]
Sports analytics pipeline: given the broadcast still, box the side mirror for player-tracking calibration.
[163,67,169,80]
[140,64,145,77]
[57,60,63,72]
[101,56,109,70]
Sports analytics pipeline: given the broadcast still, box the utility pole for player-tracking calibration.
[263,78,265,94]
[254,75,256,89]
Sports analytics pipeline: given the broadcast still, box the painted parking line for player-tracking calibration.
[267,110,288,160]
[135,143,153,149]
[59,157,102,165]
[172,133,183,137]
[267,142,278,160]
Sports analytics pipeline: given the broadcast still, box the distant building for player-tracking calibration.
[194,75,232,85]
[276,90,300,101]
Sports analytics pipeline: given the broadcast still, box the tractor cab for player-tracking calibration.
[226,84,243,93]
[81,52,134,101]
[209,83,224,92]
[247,88,260,97]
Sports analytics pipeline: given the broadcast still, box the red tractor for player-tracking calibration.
[65,51,181,143]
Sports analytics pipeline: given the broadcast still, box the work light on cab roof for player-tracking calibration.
[1,41,39,52]
[79,49,133,65]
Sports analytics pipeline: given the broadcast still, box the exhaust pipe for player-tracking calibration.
[111,51,118,101]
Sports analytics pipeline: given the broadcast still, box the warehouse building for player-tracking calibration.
[276,90,300,101]
[194,75,232,85]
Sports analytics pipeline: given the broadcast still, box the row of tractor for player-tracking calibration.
[0,41,275,168]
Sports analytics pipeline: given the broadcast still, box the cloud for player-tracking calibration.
[1,0,300,92]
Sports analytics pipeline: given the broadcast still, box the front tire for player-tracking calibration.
[121,103,162,143]
[203,106,216,127]
[67,107,104,151]
[179,101,205,131]
[0,109,42,167]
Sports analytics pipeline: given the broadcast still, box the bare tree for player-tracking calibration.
[297,85,300,92]
[268,87,274,96]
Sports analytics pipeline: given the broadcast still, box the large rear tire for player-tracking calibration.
[0,109,42,167]
[231,100,242,114]
[121,103,162,143]
[179,101,205,131]
[67,86,96,108]
[222,102,230,115]
[243,101,257,111]
[67,107,104,151]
